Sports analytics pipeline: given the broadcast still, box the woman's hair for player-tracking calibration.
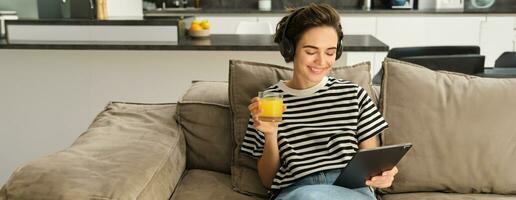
[274,3,343,62]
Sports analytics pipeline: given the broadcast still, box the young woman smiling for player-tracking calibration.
[241,3,397,200]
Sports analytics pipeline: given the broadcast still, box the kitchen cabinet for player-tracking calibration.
[195,16,257,34]
[340,16,376,35]
[480,16,514,66]
[257,16,282,31]
[376,16,484,47]
[514,32,516,52]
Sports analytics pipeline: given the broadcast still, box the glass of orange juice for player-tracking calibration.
[258,91,284,122]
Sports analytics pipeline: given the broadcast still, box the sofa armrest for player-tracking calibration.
[1,102,186,200]
[0,184,6,200]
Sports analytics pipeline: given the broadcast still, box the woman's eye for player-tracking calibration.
[306,51,316,55]
[326,51,336,56]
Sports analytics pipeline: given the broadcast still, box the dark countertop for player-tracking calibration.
[144,7,516,16]
[478,68,516,78]
[0,34,388,51]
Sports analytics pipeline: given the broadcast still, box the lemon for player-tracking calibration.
[200,21,210,30]
[190,23,203,31]
[192,20,201,25]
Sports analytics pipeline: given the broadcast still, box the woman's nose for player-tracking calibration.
[315,52,325,65]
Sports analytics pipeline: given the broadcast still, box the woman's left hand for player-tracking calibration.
[365,166,398,188]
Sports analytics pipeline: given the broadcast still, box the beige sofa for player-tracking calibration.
[2,59,516,200]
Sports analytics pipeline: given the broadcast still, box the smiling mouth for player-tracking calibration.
[308,66,327,74]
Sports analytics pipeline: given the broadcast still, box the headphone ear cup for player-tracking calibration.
[280,39,295,62]
[335,39,343,60]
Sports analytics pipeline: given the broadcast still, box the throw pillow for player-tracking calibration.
[379,58,516,195]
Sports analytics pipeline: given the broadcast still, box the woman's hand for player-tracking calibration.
[365,166,398,188]
[248,97,284,136]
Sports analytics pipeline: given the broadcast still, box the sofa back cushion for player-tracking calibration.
[379,58,516,195]
[1,102,183,199]
[177,81,232,174]
[228,60,375,197]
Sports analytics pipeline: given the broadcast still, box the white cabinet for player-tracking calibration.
[195,16,257,34]
[376,16,484,47]
[480,16,514,66]
[258,16,282,33]
[340,16,376,35]
[514,32,516,52]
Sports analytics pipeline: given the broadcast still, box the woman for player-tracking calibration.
[240,3,397,200]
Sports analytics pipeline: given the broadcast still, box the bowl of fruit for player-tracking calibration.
[189,19,210,38]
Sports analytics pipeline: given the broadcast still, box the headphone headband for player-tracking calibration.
[279,7,343,62]
[281,8,305,45]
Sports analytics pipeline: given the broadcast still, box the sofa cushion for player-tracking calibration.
[228,60,375,197]
[382,192,516,200]
[177,81,232,174]
[1,102,185,200]
[379,58,516,194]
[171,169,263,200]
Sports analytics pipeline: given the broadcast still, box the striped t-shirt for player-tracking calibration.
[240,76,389,190]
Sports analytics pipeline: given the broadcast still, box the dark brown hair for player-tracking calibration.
[274,3,343,62]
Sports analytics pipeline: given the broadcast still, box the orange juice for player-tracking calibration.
[259,97,283,122]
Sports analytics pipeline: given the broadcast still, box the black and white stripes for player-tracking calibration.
[241,76,388,189]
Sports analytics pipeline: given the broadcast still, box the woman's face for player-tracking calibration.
[293,26,338,86]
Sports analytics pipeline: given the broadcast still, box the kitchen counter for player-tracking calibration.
[478,68,516,78]
[0,34,388,52]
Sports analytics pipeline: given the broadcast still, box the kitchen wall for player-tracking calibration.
[0,0,38,18]
[196,0,360,10]
[171,0,391,10]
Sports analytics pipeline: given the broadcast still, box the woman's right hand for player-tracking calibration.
[248,97,281,136]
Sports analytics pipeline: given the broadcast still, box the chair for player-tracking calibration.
[235,21,273,35]
[372,46,485,85]
[495,52,516,68]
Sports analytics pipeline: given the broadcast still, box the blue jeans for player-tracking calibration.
[274,169,376,200]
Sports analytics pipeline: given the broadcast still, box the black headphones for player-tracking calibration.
[279,7,344,63]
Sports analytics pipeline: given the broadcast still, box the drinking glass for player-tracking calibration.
[258,91,284,122]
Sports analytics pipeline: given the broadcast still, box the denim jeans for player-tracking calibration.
[274,169,376,200]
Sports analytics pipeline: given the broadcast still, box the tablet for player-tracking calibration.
[333,143,412,189]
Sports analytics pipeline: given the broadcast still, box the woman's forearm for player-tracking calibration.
[257,133,281,188]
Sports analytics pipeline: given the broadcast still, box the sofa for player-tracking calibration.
[1,58,516,200]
